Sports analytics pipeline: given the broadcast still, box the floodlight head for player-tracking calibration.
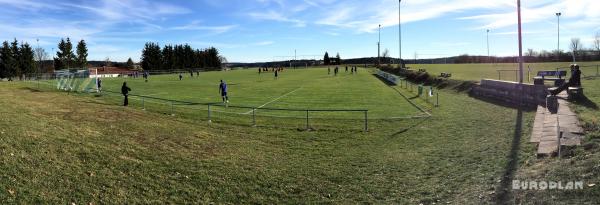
[556,12,561,16]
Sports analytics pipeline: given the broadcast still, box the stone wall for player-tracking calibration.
[470,79,547,107]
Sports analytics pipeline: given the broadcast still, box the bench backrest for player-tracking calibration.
[537,70,567,77]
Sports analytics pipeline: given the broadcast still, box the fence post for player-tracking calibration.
[364,110,368,132]
[436,91,439,107]
[306,110,310,130]
[597,65,599,76]
[170,101,175,116]
[252,108,256,127]
[142,97,145,110]
[207,104,212,123]
[558,131,563,158]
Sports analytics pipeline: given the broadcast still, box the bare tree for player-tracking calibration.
[104,57,112,67]
[570,38,581,62]
[526,48,535,57]
[382,48,390,63]
[34,47,49,73]
[594,32,600,57]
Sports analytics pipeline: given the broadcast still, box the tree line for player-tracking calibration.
[53,38,88,70]
[140,42,224,71]
[0,39,36,80]
[323,52,342,65]
[454,34,600,64]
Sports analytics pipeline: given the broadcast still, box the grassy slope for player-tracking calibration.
[511,76,600,204]
[407,62,600,81]
[0,78,538,204]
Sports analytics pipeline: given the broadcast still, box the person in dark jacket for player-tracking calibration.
[121,82,131,106]
[550,64,582,95]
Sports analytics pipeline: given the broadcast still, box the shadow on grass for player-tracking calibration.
[469,94,537,112]
[20,87,42,92]
[569,94,599,110]
[495,109,523,204]
[371,74,397,86]
[388,117,430,138]
[451,81,477,93]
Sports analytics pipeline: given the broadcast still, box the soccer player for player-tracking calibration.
[179,73,183,81]
[97,78,102,93]
[121,82,131,106]
[275,69,279,79]
[219,80,229,104]
[345,66,348,72]
[328,67,331,75]
[143,72,148,82]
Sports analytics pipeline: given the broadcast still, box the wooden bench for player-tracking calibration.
[439,72,452,78]
[533,70,567,86]
[567,87,584,99]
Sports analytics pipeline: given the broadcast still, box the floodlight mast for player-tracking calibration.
[517,0,523,84]
[378,24,381,66]
[398,0,402,68]
[556,12,561,62]
[487,29,490,63]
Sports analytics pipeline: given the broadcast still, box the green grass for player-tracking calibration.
[4,63,600,203]
[407,62,600,82]
[96,67,424,119]
[1,75,539,203]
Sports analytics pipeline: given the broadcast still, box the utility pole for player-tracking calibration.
[487,29,490,63]
[517,0,524,83]
[556,12,561,62]
[37,38,41,76]
[398,0,402,68]
[378,24,381,66]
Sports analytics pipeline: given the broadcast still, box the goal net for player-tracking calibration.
[55,69,97,93]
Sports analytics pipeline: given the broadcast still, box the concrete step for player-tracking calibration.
[537,140,558,157]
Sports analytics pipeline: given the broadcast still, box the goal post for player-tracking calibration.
[88,68,100,93]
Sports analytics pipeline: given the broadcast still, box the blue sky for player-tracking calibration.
[0,0,598,63]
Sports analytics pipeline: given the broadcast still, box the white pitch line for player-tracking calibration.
[243,87,302,114]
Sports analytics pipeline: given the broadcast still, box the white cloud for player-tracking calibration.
[171,21,238,34]
[0,0,62,11]
[459,0,600,30]
[248,10,306,27]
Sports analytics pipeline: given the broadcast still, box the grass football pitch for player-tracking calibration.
[97,67,425,119]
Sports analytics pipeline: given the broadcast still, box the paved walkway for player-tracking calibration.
[531,92,584,157]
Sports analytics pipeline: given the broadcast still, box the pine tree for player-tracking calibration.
[19,43,36,77]
[336,53,341,65]
[54,39,66,70]
[10,39,21,79]
[126,58,134,69]
[54,38,74,70]
[141,42,162,70]
[0,43,3,79]
[64,38,74,69]
[0,41,17,80]
[161,45,174,70]
[324,52,330,65]
[76,40,88,68]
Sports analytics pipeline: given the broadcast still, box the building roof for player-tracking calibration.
[90,67,135,75]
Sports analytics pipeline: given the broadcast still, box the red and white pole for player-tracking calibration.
[517,0,524,84]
